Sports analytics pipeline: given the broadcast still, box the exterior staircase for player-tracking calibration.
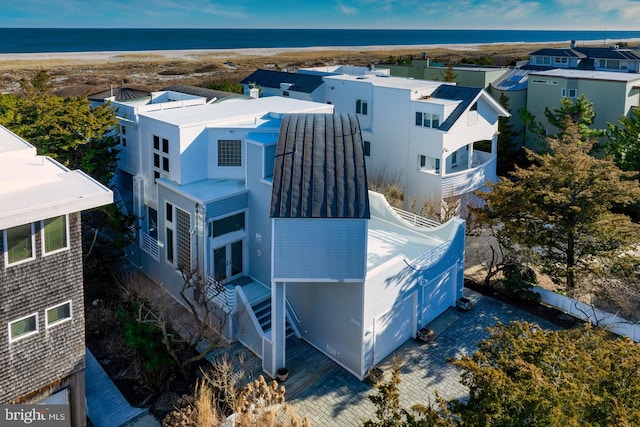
[251,297,296,340]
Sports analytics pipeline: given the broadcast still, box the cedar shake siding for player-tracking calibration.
[0,212,86,423]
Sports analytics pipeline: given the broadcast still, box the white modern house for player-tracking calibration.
[242,69,510,214]
[93,88,467,380]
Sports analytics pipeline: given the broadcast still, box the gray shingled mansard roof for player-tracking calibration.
[529,48,587,58]
[270,113,370,219]
[241,69,325,94]
[430,85,483,131]
[160,85,249,103]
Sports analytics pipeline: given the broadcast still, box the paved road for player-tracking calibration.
[289,291,558,426]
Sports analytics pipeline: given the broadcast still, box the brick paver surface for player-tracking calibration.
[289,293,558,426]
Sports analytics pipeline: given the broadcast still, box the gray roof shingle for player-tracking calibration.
[241,69,325,94]
[430,85,482,131]
[270,113,369,219]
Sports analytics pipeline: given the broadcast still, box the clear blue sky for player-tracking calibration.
[3,0,638,30]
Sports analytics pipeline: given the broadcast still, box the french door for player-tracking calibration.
[213,240,243,283]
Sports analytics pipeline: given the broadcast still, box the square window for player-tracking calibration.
[432,115,440,128]
[218,140,242,167]
[9,313,38,342]
[42,215,68,254]
[5,223,34,265]
[356,99,368,115]
[46,301,72,328]
[568,89,577,98]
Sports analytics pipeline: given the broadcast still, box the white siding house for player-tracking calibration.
[98,90,466,380]
[242,70,509,214]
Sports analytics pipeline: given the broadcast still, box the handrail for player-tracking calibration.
[285,297,301,323]
[391,207,441,228]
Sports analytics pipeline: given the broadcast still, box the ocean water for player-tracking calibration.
[1,28,640,54]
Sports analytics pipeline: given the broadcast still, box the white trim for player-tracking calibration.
[3,223,36,268]
[8,312,39,342]
[45,300,73,328]
[41,214,70,257]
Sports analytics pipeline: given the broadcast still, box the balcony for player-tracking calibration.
[441,152,496,198]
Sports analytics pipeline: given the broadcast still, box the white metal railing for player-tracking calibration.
[391,207,441,228]
[140,232,159,260]
[206,276,236,313]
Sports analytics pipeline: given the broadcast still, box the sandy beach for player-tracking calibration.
[1,38,638,95]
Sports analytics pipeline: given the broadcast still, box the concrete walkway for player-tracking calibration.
[85,349,156,427]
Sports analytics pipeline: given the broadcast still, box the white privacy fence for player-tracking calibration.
[533,286,640,342]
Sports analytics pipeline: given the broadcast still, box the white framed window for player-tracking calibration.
[535,56,551,65]
[42,215,69,255]
[568,89,577,98]
[554,57,568,64]
[419,155,440,173]
[45,301,72,328]
[451,151,458,166]
[4,223,35,266]
[415,112,440,128]
[356,99,368,115]
[9,313,38,342]
[152,135,170,181]
[218,139,242,167]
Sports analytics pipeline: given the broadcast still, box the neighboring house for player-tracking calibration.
[524,69,640,145]
[240,69,325,101]
[0,126,113,426]
[242,70,509,212]
[94,88,466,380]
[382,57,509,89]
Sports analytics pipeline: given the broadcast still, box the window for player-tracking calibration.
[152,135,170,179]
[451,151,458,166]
[218,139,242,167]
[418,155,440,173]
[148,207,158,239]
[568,89,577,98]
[356,99,368,115]
[166,202,173,223]
[283,90,290,97]
[46,301,72,328]
[9,313,38,342]
[554,57,568,64]
[535,56,551,65]
[415,112,440,128]
[363,140,371,157]
[120,125,127,147]
[166,228,174,264]
[211,212,245,238]
[42,215,68,255]
[4,223,35,266]
[176,208,191,270]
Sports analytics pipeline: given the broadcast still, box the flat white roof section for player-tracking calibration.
[0,126,113,229]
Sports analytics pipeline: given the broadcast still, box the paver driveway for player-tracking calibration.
[288,290,558,426]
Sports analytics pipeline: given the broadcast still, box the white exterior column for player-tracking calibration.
[268,281,286,377]
[467,143,474,169]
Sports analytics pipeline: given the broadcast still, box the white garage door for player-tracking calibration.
[421,270,455,326]
[374,296,413,365]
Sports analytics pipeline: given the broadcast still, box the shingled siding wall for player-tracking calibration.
[0,212,86,424]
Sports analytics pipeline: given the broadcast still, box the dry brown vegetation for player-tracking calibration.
[0,43,565,96]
